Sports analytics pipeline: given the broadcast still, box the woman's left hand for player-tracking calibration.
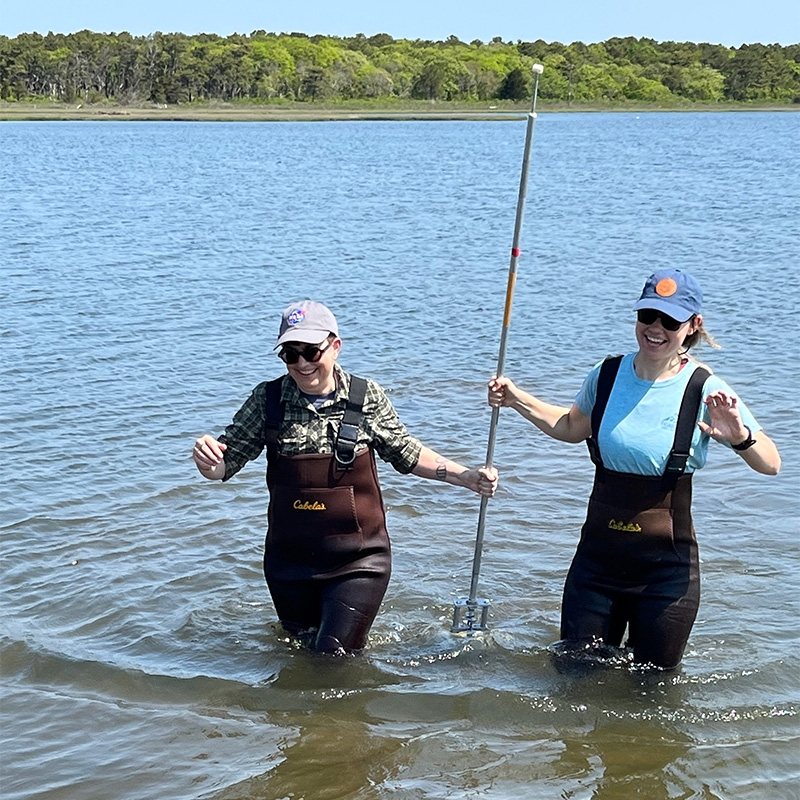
[698,390,750,445]
[699,389,781,475]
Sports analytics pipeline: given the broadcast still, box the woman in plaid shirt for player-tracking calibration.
[193,300,497,653]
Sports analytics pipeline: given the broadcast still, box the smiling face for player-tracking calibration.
[635,311,701,362]
[283,336,341,395]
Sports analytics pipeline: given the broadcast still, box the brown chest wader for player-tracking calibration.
[262,376,391,652]
[561,356,710,669]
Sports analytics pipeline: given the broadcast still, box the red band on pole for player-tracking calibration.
[511,247,521,257]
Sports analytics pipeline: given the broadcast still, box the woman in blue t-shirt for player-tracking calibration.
[488,269,781,669]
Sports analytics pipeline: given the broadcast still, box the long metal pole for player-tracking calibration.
[452,64,544,633]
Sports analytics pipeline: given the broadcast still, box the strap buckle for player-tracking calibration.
[665,451,689,475]
[334,421,359,468]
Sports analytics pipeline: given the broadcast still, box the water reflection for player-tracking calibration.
[561,667,700,797]
[558,716,695,800]
[207,705,403,800]
[203,642,702,799]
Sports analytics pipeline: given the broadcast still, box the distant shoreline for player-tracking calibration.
[1,100,797,122]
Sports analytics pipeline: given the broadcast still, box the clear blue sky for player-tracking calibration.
[1,0,798,46]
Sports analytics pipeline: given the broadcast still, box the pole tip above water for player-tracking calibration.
[532,63,544,74]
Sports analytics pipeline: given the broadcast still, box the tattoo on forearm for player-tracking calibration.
[435,457,447,481]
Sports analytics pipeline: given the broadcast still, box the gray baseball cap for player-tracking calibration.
[274,300,339,348]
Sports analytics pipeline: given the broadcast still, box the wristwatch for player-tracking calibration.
[731,425,757,452]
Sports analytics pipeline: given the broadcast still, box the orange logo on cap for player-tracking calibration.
[655,278,678,297]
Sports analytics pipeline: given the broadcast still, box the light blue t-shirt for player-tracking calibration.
[575,354,759,475]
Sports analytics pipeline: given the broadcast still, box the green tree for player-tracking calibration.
[250,39,294,98]
[497,66,529,100]
[667,64,725,101]
[354,63,393,97]
[723,44,799,100]
[537,54,570,99]
[410,51,468,100]
[623,73,675,102]
[573,63,625,101]
[517,39,551,61]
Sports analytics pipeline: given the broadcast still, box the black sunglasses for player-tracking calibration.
[278,338,333,365]
[636,308,689,332]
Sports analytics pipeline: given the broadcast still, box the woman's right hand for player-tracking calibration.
[488,376,518,408]
[488,376,590,443]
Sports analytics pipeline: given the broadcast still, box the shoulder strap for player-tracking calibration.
[263,377,284,460]
[663,366,711,484]
[334,375,368,470]
[586,355,623,469]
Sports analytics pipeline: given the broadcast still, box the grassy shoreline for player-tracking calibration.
[1,99,796,121]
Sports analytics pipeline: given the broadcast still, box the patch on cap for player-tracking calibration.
[656,278,678,297]
[286,308,306,326]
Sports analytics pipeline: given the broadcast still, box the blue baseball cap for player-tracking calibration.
[633,269,703,322]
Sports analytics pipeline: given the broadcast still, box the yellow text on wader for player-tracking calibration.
[608,519,642,533]
[293,500,327,511]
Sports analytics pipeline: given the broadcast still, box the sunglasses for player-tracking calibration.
[636,309,690,332]
[278,338,333,365]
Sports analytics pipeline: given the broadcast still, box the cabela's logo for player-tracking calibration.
[608,519,642,532]
[294,499,326,511]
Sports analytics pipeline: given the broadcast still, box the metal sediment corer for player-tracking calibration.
[451,63,544,635]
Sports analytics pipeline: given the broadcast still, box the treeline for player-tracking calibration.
[1,30,799,105]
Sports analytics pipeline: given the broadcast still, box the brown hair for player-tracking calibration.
[681,316,720,353]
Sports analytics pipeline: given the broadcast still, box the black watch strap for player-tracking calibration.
[731,425,757,451]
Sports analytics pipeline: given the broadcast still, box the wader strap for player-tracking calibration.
[586,355,623,473]
[663,366,710,487]
[263,377,284,462]
[335,376,368,470]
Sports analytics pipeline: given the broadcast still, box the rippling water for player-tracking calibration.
[2,113,799,799]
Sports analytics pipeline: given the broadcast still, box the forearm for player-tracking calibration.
[735,432,781,476]
[508,392,589,443]
[410,446,472,487]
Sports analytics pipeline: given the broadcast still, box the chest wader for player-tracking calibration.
[560,356,710,669]
[261,376,391,652]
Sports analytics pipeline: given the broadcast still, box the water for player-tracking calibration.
[2,112,798,799]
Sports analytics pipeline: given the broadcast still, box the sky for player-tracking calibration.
[1,0,798,46]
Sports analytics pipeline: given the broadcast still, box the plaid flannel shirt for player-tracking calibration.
[218,363,422,481]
